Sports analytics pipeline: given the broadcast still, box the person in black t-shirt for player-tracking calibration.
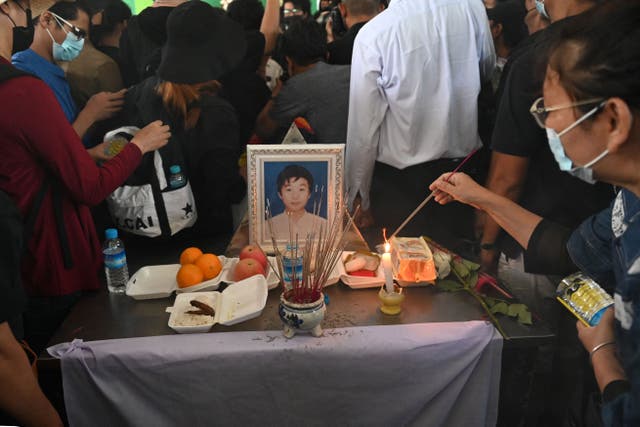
[326,0,384,65]
[475,2,616,425]
[479,1,614,280]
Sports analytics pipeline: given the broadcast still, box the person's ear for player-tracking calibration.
[338,3,347,19]
[38,11,52,28]
[490,21,502,40]
[604,98,633,154]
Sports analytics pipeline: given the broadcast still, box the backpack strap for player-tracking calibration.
[0,63,30,83]
[22,181,48,256]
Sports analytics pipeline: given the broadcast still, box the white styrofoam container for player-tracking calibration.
[222,256,280,290]
[335,251,384,289]
[125,256,228,300]
[166,274,269,333]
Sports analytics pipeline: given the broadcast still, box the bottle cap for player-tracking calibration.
[105,228,118,239]
[170,165,181,174]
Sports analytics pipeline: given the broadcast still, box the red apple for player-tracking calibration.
[234,258,266,281]
[239,244,268,269]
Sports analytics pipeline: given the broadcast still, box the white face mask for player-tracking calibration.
[545,103,608,184]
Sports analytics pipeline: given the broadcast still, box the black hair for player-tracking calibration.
[47,1,90,24]
[91,0,131,44]
[227,0,264,31]
[277,165,314,194]
[486,0,527,50]
[547,0,640,113]
[280,18,326,66]
[342,0,380,17]
[282,0,311,16]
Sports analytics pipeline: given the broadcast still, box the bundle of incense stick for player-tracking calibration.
[263,195,355,304]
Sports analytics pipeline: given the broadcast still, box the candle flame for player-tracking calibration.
[384,242,390,253]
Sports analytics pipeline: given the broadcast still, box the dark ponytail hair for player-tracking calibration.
[547,0,640,113]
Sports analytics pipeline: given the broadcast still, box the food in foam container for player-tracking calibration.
[343,251,381,277]
[389,237,437,283]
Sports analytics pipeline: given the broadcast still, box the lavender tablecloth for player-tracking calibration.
[49,321,502,427]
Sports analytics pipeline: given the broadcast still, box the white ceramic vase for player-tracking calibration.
[278,292,326,338]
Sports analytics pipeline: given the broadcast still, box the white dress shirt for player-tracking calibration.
[346,0,495,209]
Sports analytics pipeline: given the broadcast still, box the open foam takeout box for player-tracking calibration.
[166,274,268,333]
[126,255,285,300]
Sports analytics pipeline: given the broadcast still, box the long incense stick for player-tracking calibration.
[390,148,479,239]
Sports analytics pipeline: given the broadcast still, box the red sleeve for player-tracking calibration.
[15,76,142,206]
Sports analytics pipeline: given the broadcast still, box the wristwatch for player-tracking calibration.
[480,242,496,251]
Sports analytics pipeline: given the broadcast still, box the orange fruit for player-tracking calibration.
[180,247,203,265]
[176,264,204,288]
[195,253,223,280]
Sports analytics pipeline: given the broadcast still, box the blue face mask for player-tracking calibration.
[47,29,84,61]
[546,104,608,184]
[46,13,85,62]
[535,0,550,19]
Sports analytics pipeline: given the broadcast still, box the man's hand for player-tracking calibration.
[84,89,127,122]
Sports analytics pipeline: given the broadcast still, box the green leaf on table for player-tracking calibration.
[489,301,509,315]
[452,260,470,278]
[437,279,465,292]
[461,259,481,271]
[508,304,533,325]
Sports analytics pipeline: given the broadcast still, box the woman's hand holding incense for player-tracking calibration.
[429,172,487,209]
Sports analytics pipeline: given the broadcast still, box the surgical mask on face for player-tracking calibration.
[535,0,550,19]
[546,104,608,184]
[47,28,84,61]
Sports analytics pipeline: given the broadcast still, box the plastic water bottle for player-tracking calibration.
[282,244,303,288]
[103,228,129,293]
[168,165,186,189]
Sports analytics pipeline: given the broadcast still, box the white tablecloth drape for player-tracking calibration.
[49,321,502,427]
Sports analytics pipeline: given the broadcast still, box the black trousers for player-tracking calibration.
[370,159,478,244]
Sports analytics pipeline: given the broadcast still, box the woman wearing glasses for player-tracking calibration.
[12,0,124,160]
[430,1,640,424]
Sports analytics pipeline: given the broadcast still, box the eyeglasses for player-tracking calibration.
[283,8,302,16]
[529,97,605,128]
[50,11,86,39]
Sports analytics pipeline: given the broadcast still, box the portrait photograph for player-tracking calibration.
[247,144,345,250]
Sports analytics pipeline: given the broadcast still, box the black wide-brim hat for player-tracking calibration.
[157,0,248,84]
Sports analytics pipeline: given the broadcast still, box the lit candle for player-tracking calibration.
[382,242,394,294]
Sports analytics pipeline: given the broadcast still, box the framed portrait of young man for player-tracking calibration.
[247,144,345,251]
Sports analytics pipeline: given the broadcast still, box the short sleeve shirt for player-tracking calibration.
[270,61,350,144]
[489,18,614,259]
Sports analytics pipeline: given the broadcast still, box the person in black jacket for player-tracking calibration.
[123,1,248,237]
